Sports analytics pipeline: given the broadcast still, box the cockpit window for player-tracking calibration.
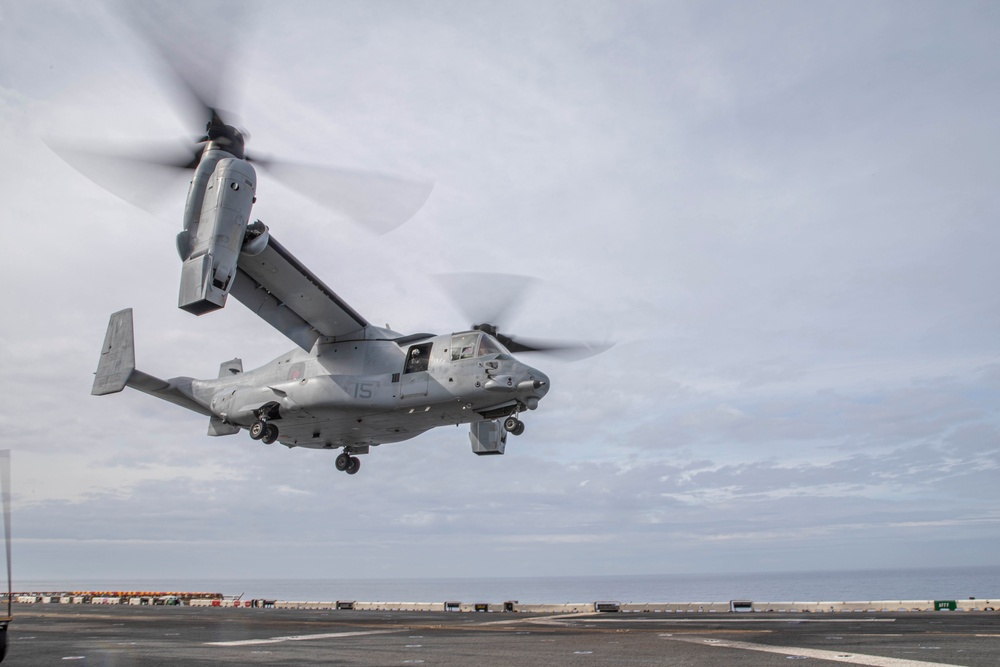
[449,332,510,360]
[451,333,479,361]
[477,334,506,357]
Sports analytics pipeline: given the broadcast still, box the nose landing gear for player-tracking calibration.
[503,415,525,436]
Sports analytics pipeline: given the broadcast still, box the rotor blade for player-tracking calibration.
[502,335,614,361]
[432,272,538,328]
[114,0,250,133]
[47,139,197,213]
[433,272,614,360]
[254,156,434,234]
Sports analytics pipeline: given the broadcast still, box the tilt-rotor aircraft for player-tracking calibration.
[81,89,604,476]
[78,7,603,476]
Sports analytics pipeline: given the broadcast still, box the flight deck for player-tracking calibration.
[9,600,1000,666]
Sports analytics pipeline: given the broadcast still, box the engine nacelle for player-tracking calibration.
[178,155,257,315]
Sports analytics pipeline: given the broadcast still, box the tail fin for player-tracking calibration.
[208,359,243,435]
[92,308,213,416]
[92,309,136,395]
[218,358,243,377]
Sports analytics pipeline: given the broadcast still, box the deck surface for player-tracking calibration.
[9,604,999,666]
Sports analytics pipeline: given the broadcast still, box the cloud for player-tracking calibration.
[2,0,1000,581]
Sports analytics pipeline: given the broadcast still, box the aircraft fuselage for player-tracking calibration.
[184,328,549,451]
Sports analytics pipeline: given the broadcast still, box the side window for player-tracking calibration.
[404,343,432,374]
[450,333,480,361]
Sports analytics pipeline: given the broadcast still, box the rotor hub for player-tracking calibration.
[205,123,245,159]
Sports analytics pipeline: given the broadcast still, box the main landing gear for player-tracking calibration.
[248,419,279,445]
[335,451,362,475]
[503,416,525,436]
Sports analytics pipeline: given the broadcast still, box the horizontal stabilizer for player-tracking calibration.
[126,370,212,416]
[92,309,136,395]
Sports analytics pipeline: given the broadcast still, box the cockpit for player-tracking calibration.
[449,332,509,360]
[403,332,512,375]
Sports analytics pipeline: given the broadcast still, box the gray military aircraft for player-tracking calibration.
[77,6,604,475]
[89,112,572,476]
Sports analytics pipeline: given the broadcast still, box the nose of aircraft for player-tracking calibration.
[528,366,550,399]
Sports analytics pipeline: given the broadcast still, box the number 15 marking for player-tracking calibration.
[354,382,376,399]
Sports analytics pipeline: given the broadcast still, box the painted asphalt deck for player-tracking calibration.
[8,604,1000,666]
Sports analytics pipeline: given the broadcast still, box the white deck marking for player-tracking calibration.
[476,611,600,626]
[206,629,400,647]
[663,635,969,667]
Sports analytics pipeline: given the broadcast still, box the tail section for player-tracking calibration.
[218,358,243,377]
[92,309,212,417]
[92,309,135,395]
[207,358,243,435]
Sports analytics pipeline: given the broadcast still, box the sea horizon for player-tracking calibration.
[15,565,1000,604]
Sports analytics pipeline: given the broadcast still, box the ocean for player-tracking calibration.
[16,566,1000,603]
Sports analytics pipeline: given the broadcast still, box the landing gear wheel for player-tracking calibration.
[504,416,525,436]
[335,452,350,471]
[261,423,279,444]
[249,420,266,440]
[345,456,361,475]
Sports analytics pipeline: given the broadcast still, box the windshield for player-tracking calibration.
[477,334,508,357]
[450,332,510,360]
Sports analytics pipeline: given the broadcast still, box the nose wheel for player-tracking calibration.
[249,420,279,444]
[335,451,362,475]
[503,416,525,436]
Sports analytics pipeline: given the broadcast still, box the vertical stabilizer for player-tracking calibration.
[209,357,243,436]
[218,358,243,377]
[92,309,136,395]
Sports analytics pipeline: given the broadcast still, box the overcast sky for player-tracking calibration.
[1,0,999,585]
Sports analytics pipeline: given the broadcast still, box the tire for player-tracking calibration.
[511,421,525,436]
[262,423,279,444]
[249,420,266,440]
[335,452,350,471]
[346,456,361,475]
[503,416,519,431]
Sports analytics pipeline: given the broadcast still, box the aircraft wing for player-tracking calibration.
[230,235,369,351]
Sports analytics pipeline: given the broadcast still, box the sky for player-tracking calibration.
[1,0,999,585]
